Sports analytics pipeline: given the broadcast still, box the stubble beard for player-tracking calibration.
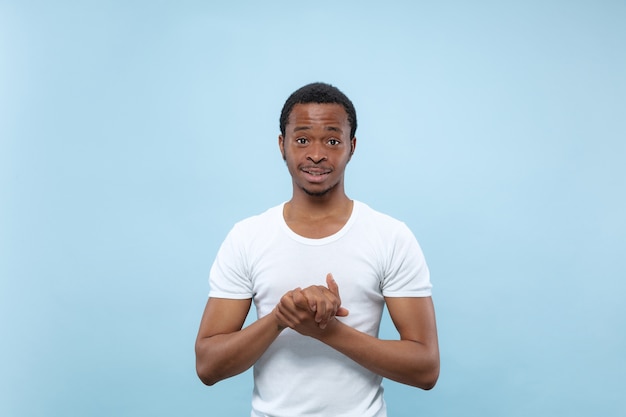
[300,181,338,197]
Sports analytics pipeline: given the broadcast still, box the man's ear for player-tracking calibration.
[278,135,286,160]
[349,137,357,158]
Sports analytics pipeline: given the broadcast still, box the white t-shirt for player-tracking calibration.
[209,200,432,417]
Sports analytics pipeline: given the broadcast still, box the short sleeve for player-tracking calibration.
[381,223,432,297]
[208,224,254,299]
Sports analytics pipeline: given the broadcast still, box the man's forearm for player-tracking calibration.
[317,320,440,389]
[195,312,283,386]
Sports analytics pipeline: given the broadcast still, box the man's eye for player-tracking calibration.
[328,139,340,145]
[296,138,307,144]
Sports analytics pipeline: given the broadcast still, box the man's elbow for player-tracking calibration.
[196,362,220,386]
[419,368,439,390]
[195,346,221,386]
[414,356,440,390]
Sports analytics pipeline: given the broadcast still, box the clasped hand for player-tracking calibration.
[274,273,349,336]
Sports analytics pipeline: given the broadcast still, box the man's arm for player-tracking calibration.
[195,297,284,386]
[278,281,440,389]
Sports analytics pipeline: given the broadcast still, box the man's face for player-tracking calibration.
[279,103,356,197]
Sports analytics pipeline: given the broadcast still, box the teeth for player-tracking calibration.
[302,168,330,176]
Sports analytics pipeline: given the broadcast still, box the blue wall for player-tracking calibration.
[2,1,625,416]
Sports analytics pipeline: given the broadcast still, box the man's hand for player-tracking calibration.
[274,274,349,335]
[300,274,350,329]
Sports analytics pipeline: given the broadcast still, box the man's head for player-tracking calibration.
[280,82,357,140]
[278,84,357,199]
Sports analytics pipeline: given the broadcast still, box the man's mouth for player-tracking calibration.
[301,167,331,176]
[301,167,331,182]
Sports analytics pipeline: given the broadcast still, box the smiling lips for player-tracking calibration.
[301,167,331,183]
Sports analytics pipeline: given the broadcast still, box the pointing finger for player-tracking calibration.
[326,273,339,297]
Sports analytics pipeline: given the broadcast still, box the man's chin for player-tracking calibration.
[301,184,335,197]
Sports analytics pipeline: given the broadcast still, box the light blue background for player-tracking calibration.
[2,1,625,416]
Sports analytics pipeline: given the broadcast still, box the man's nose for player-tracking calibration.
[307,142,327,164]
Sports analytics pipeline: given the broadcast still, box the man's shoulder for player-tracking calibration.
[352,200,421,246]
[354,200,407,228]
[231,203,284,233]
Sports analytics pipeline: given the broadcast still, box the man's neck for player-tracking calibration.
[283,192,354,239]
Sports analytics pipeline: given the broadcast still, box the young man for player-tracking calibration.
[195,82,439,417]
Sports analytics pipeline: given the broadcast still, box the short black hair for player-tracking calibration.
[279,82,357,139]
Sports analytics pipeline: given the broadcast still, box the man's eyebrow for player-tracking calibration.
[293,126,312,132]
[292,126,343,133]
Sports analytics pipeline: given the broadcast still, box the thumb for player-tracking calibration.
[326,273,340,297]
[326,273,348,317]
[336,306,350,317]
